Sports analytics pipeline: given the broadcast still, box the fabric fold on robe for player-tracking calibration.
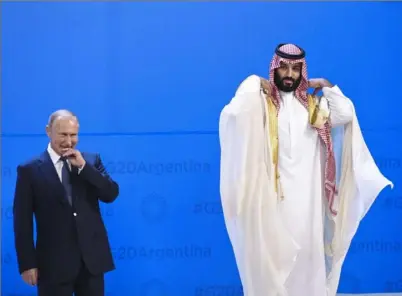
[219,74,393,296]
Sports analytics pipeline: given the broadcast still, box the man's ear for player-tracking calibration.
[45,125,51,138]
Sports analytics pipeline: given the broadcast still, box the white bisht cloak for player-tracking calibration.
[218,75,393,296]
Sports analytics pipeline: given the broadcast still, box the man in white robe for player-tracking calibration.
[219,43,393,296]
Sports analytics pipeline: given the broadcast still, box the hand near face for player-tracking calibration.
[62,149,86,168]
[260,77,272,96]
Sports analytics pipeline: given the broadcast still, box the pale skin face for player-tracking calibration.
[46,116,79,156]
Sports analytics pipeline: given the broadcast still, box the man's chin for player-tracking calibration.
[278,85,295,92]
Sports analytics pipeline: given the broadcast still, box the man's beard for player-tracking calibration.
[274,70,302,92]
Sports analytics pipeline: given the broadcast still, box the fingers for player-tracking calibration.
[261,80,272,95]
[22,269,38,286]
[23,274,33,285]
[22,274,29,285]
[62,148,76,158]
[262,86,271,96]
[31,269,38,286]
[308,79,321,89]
[312,87,322,96]
[27,274,35,286]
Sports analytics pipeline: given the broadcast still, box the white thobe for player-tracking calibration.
[218,75,393,296]
[277,88,353,296]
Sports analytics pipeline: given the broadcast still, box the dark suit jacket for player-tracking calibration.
[13,150,119,284]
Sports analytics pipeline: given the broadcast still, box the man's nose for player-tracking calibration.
[286,68,294,77]
[64,136,72,146]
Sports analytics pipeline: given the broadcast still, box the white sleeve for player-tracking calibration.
[322,85,354,127]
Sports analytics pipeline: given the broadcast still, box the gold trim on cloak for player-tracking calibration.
[265,94,328,200]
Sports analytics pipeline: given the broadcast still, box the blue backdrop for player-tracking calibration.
[2,2,402,295]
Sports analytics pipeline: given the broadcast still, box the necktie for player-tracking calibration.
[60,157,72,205]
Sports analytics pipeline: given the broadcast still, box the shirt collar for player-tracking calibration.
[47,143,62,165]
[279,90,295,103]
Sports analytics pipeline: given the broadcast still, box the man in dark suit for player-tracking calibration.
[13,109,119,296]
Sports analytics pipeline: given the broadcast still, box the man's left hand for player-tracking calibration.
[308,78,333,95]
[62,149,86,168]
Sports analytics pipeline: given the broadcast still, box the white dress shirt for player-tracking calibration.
[47,144,84,182]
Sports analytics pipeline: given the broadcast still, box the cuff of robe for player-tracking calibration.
[322,85,343,97]
[235,75,261,95]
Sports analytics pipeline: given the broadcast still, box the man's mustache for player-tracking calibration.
[281,77,295,83]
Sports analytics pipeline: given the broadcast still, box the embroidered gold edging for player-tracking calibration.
[266,95,283,200]
[266,93,327,201]
[308,94,329,129]
[308,94,319,125]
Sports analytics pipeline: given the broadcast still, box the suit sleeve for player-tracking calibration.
[13,165,37,274]
[78,154,119,203]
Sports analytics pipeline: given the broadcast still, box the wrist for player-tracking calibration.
[324,80,333,88]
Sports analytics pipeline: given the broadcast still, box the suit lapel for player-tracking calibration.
[38,150,69,206]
